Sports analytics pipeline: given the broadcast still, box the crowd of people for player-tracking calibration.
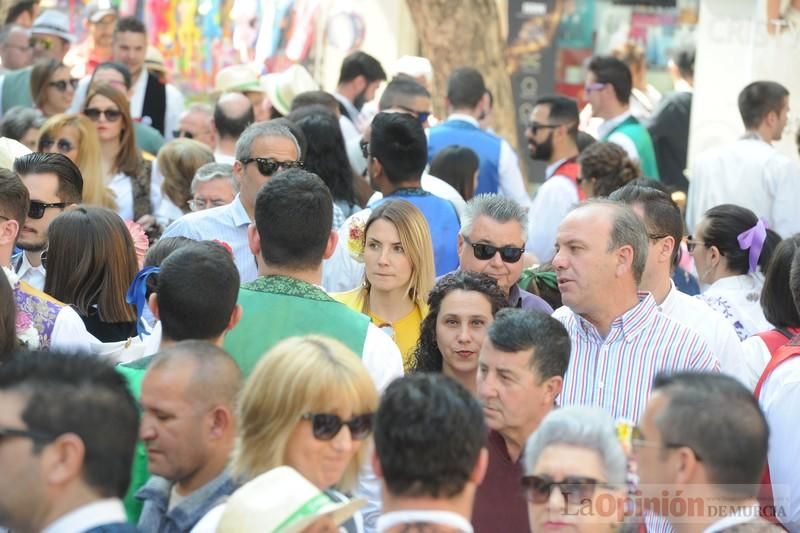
[1,2,800,533]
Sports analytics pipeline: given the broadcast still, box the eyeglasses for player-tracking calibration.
[396,104,431,124]
[685,235,707,253]
[39,137,75,154]
[173,129,210,140]
[463,236,525,263]
[647,233,670,242]
[84,107,122,122]
[359,139,370,159]
[630,426,704,461]
[241,157,304,177]
[584,82,607,94]
[301,412,374,441]
[48,79,78,92]
[0,426,57,443]
[29,36,54,50]
[188,198,229,211]
[527,122,561,135]
[521,474,615,505]
[28,200,67,220]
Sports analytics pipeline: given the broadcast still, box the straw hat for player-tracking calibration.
[145,47,167,75]
[217,466,365,533]
[0,137,31,171]
[214,64,265,95]
[262,64,319,116]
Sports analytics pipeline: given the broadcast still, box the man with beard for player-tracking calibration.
[525,95,582,263]
[334,51,386,143]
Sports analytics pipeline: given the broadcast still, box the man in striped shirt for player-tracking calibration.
[551,199,719,424]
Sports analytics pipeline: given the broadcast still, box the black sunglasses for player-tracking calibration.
[28,200,67,220]
[521,474,614,505]
[396,104,431,124]
[84,107,122,122]
[527,122,561,135]
[685,235,708,253]
[241,157,304,177]
[359,139,370,159]
[463,236,524,263]
[173,129,194,139]
[301,412,374,441]
[48,79,78,92]
[0,426,57,443]
[39,137,75,154]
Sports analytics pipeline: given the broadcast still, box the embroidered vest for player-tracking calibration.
[603,115,661,181]
[141,72,167,136]
[428,119,502,195]
[14,281,63,349]
[223,276,370,376]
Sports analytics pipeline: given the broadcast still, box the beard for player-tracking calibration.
[16,234,47,252]
[528,133,554,161]
[353,87,369,111]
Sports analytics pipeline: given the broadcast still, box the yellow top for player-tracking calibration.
[332,288,427,371]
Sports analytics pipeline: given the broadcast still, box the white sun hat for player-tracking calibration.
[261,63,319,116]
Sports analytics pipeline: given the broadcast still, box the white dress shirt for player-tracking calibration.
[108,171,163,222]
[377,510,474,533]
[686,136,800,238]
[660,280,748,382]
[526,157,580,261]
[213,151,236,165]
[41,498,127,533]
[699,274,772,341]
[15,252,46,291]
[598,111,641,162]
[334,92,364,143]
[51,306,96,354]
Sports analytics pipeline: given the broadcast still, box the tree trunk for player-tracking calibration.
[404,0,517,151]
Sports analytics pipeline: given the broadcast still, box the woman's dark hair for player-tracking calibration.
[429,145,479,201]
[290,108,356,207]
[761,234,800,328]
[92,61,133,90]
[410,271,506,373]
[30,58,65,109]
[577,141,640,197]
[0,273,16,363]
[700,204,781,276]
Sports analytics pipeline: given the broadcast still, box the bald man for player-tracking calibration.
[136,341,242,533]
[213,91,255,164]
[176,103,216,150]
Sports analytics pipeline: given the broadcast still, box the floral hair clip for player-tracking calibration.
[347,217,367,263]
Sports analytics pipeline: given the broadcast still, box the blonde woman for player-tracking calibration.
[334,200,435,370]
[192,335,378,533]
[154,138,215,227]
[38,113,115,209]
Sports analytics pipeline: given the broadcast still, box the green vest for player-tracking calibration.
[116,355,156,524]
[133,122,165,156]
[603,115,661,181]
[1,67,33,113]
[224,275,370,376]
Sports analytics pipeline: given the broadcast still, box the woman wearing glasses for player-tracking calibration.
[37,113,114,210]
[154,138,215,227]
[689,204,781,340]
[523,406,628,533]
[410,271,506,395]
[29,59,76,118]
[82,83,161,238]
[334,200,435,370]
[193,335,378,533]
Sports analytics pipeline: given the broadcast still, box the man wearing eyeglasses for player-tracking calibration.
[0,352,139,533]
[0,24,33,73]
[174,103,216,151]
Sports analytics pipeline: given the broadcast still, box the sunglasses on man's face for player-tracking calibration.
[28,200,67,220]
[301,412,374,441]
[395,105,431,124]
[39,137,75,154]
[241,157,304,177]
[521,474,614,506]
[83,107,122,122]
[48,79,78,92]
[29,36,53,50]
[463,236,524,263]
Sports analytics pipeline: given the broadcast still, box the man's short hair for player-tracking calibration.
[652,372,769,497]
[378,77,430,111]
[269,117,307,160]
[113,16,146,37]
[486,308,571,380]
[0,168,29,228]
[234,121,300,163]
[290,90,339,115]
[609,183,684,268]
[534,95,579,142]
[214,96,254,140]
[0,351,139,498]
[338,51,386,84]
[588,55,632,104]
[191,162,237,195]
[0,107,44,144]
[460,194,529,241]
[446,67,486,109]
[374,374,486,498]
[254,168,332,270]
[370,111,427,184]
[671,43,695,80]
[738,81,789,130]
[13,152,83,204]
[156,241,240,342]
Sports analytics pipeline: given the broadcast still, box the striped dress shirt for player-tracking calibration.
[553,293,720,424]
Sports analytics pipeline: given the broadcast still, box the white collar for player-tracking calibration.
[702,502,761,533]
[658,279,679,314]
[545,157,569,180]
[377,510,473,533]
[41,498,127,533]
[446,113,480,128]
[674,79,693,93]
[597,110,632,139]
[708,273,762,293]
[16,251,45,277]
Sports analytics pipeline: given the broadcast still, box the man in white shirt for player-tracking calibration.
[525,95,581,262]
[0,352,139,533]
[374,374,487,533]
[334,51,386,142]
[610,183,747,381]
[636,372,777,532]
[686,81,800,238]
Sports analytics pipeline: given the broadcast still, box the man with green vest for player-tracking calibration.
[584,55,660,180]
[223,167,403,392]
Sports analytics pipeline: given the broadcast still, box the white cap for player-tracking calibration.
[0,137,32,171]
[31,10,76,43]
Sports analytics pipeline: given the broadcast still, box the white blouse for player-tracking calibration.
[698,273,772,341]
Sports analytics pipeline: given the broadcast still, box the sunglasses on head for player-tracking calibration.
[84,107,122,122]
[241,157,304,177]
[521,474,614,505]
[39,137,75,154]
[301,412,374,441]
[463,236,524,263]
[28,200,67,220]
[48,79,78,92]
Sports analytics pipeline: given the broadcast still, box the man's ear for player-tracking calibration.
[371,448,383,479]
[247,223,261,257]
[148,293,160,320]
[227,304,243,332]
[471,447,489,486]
[616,244,635,279]
[323,230,339,260]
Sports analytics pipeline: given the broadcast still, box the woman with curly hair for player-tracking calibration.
[577,141,640,198]
[410,270,507,394]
